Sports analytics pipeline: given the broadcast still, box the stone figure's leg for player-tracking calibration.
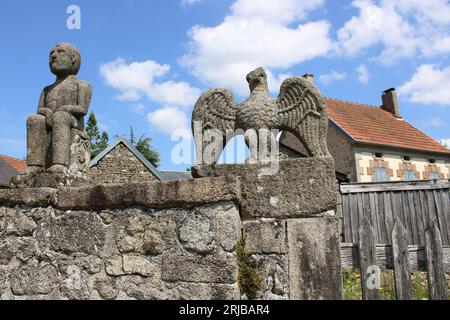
[49,111,76,172]
[26,114,48,172]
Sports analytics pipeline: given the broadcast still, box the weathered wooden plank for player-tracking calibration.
[342,194,353,242]
[362,193,375,241]
[419,191,429,234]
[357,193,364,242]
[392,219,413,300]
[444,246,450,274]
[340,180,450,194]
[401,191,413,244]
[383,192,394,245]
[441,190,450,244]
[391,192,403,233]
[350,194,359,243]
[342,194,352,243]
[340,244,450,272]
[425,221,449,300]
[340,243,360,270]
[377,192,387,244]
[407,191,420,245]
[441,190,450,248]
[414,191,426,246]
[359,218,381,300]
[437,190,450,246]
[434,190,449,246]
[369,192,380,244]
[426,190,438,229]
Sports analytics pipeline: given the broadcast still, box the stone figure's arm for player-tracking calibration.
[59,81,93,117]
[36,90,53,117]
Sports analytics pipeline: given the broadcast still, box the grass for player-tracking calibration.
[342,269,447,300]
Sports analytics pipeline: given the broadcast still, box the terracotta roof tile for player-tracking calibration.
[326,98,450,155]
[0,155,27,172]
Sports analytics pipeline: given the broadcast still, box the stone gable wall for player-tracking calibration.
[89,143,159,185]
[280,123,355,180]
[326,125,354,180]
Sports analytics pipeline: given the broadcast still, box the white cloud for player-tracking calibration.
[337,0,450,63]
[180,0,332,95]
[398,64,450,106]
[148,107,190,137]
[440,138,450,148]
[100,58,201,109]
[318,71,347,85]
[266,71,294,94]
[421,116,443,128]
[394,0,450,25]
[130,104,145,114]
[357,64,370,84]
[231,0,324,24]
[181,0,203,6]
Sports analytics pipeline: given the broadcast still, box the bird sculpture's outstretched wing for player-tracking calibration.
[276,77,331,157]
[192,88,237,164]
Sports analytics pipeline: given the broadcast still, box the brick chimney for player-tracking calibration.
[381,88,401,118]
[303,73,314,83]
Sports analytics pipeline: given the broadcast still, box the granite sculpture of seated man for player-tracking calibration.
[26,43,92,174]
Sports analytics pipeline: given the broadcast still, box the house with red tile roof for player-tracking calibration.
[281,88,450,183]
[0,155,27,188]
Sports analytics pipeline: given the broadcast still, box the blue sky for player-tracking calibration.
[0,0,449,170]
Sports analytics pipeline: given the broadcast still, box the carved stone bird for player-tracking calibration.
[192,67,330,164]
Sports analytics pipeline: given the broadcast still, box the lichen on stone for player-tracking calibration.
[236,232,261,300]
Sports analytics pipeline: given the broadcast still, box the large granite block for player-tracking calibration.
[287,217,343,300]
[56,176,240,210]
[193,157,338,218]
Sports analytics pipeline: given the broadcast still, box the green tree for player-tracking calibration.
[98,131,110,154]
[86,112,110,159]
[128,126,160,168]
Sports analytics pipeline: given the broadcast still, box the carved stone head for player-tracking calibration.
[49,43,81,77]
[246,67,268,92]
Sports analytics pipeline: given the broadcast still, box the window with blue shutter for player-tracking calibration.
[429,172,440,180]
[403,170,415,181]
[374,167,390,182]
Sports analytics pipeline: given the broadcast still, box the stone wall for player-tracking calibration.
[193,158,343,300]
[89,143,159,185]
[0,202,240,300]
[326,125,354,180]
[0,158,343,300]
[280,124,355,180]
[0,178,241,300]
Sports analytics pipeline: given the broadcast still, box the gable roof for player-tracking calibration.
[0,157,19,187]
[90,137,163,181]
[326,98,450,155]
[0,155,27,172]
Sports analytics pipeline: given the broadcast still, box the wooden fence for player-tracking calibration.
[339,180,450,246]
[340,218,449,300]
[338,180,450,300]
